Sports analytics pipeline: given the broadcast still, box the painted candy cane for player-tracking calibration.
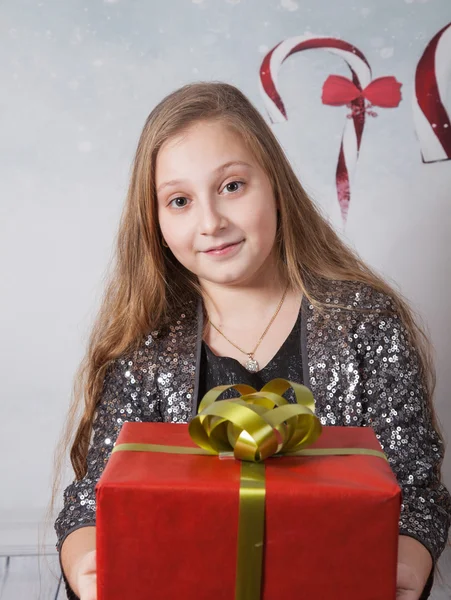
[413,22,451,163]
[259,35,402,222]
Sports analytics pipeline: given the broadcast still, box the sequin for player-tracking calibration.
[55,280,451,569]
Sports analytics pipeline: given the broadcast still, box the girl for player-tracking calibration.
[53,82,450,600]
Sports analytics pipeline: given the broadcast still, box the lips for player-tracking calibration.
[203,241,242,252]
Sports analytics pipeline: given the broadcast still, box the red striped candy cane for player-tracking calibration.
[413,22,451,163]
[260,35,402,223]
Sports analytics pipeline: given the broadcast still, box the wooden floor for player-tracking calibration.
[1,553,450,599]
[0,555,65,600]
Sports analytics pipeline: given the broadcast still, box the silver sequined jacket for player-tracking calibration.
[55,280,451,567]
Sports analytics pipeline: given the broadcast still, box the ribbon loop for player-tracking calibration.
[188,379,322,462]
[322,74,403,108]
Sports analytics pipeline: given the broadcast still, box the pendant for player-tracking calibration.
[245,356,259,373]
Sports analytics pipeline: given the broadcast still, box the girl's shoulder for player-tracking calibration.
[306,279,411,360]
[308,278,397,315]
[110,298,199,372]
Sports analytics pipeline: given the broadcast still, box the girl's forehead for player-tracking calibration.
[160,120,247,155]
[155,122,257,181]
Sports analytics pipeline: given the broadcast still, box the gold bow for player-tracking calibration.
[188,378,322,461]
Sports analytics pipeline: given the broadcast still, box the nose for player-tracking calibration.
[199,198,228,236]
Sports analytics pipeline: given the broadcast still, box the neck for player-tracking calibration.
[200,262,289,330]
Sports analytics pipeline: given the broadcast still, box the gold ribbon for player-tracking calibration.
[188,379,322,462]
[112,379,386,600]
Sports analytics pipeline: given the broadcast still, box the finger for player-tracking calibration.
[85,551,97,573]
[79,576,97,600]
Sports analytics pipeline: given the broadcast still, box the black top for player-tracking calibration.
[197,305,303,410]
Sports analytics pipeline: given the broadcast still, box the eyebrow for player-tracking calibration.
[156,160,253,195]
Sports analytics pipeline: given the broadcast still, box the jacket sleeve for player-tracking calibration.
[359,307,451,565]
[54,341,161,597]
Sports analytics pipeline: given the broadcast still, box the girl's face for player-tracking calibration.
[156,120,279,287]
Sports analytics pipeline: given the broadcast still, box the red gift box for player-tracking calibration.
[96,422,401,600]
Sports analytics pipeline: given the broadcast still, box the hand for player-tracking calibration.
[396,561,422,600]
[75,549,97,600]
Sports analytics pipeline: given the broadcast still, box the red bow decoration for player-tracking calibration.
[322,75,403,108]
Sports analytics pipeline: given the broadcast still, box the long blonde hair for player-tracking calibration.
[50,81,443,520]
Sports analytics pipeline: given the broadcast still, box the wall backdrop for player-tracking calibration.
[1,0,450,593]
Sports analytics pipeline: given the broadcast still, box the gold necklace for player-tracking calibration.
[208,284,290,372]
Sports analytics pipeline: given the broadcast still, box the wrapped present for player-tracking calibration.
[96,379,401,600]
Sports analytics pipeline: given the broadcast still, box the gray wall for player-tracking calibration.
[1,0,450,591]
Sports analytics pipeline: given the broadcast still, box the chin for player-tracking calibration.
[198,266,257,287]
[202,274,243,285]
[195,253,273,287]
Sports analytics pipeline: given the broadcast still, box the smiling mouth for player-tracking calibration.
[203,240,243,253]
